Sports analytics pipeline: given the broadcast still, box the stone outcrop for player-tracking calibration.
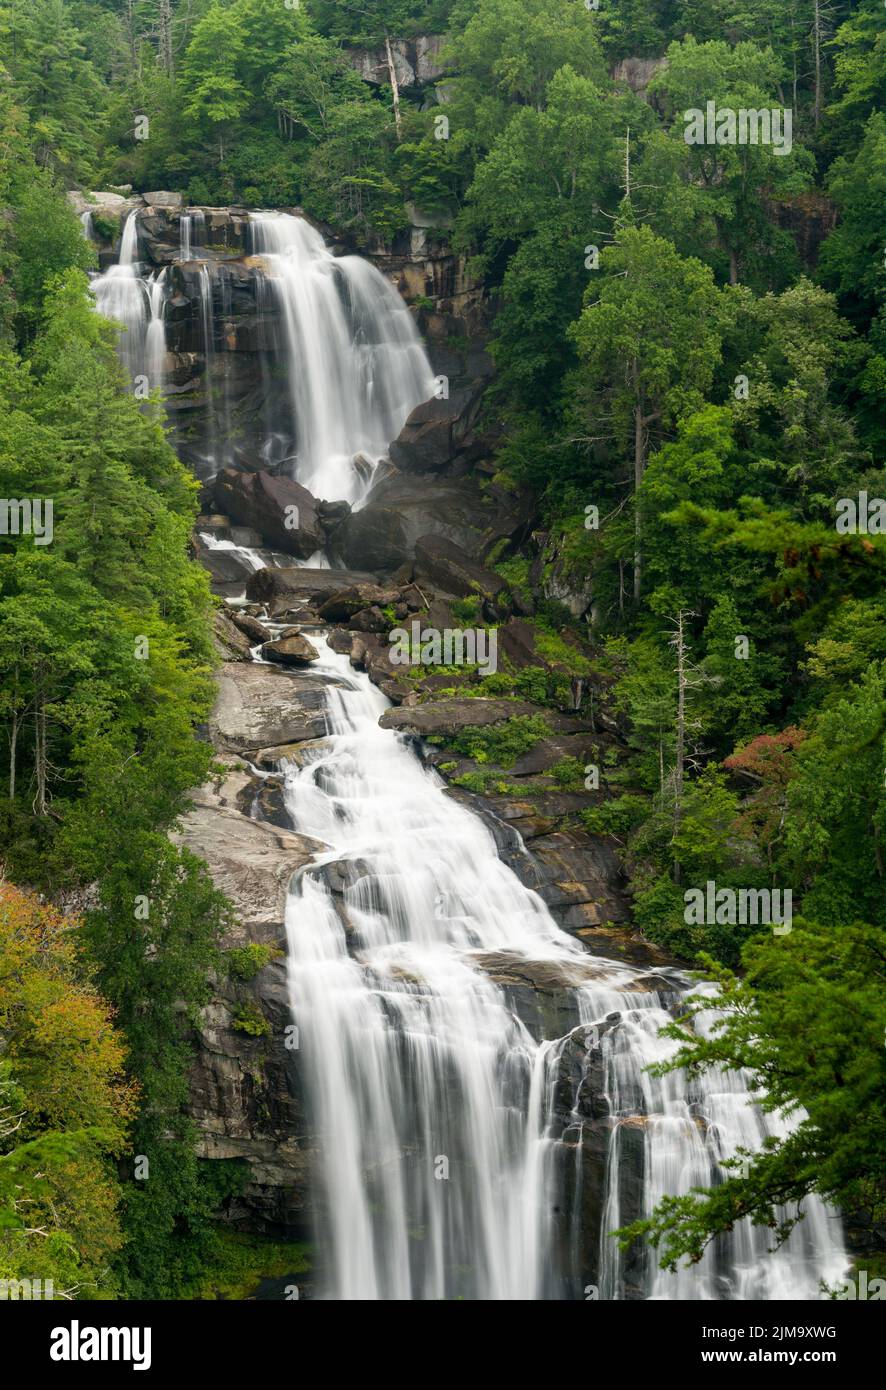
[211,469,325,558]
[346,35,449,95]
[329,472,531,575]
[175,764,325,1230]
[380,698,541,739]
[207,661,333,753]
[261,633,320,667]
[245,565,379,613]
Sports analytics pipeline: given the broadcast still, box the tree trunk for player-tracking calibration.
[813,0,822,130]
[729,247,739,285]
[159,0,174,78]
[672,610,687,884]
[8,710,18,805]
[34,700,47,818]
[384,34,403,140]
[633,390,644,603]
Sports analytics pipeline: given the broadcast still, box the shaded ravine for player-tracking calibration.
[265,632,847,1301]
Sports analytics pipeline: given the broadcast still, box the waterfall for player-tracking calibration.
[92,211,166,399]
[196,262,218,468]
[180,209,206,260]
[80,210,95,241]
[145,269,167,398]
[278,635,848,1300]
[248,212,435,504]
[92,211,149,382]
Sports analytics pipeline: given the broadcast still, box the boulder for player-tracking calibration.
[143,190,184,208]
[379,699,540,739]
[245,566,379,611]
[213,608,253,662]
[330,474,528,574]
[413,534,507,600]
[389,383,485,474]
[212,469,324,560]
[261,633,320,667]
[228,610,273,644]
[207,662,332,753]
[317,583,398,621]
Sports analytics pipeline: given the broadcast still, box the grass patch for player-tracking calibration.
[453,770,525,795]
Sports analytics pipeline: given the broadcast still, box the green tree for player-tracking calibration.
[621,919,886,1272]
[569,225,725,601]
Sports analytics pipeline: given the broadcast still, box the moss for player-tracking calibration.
[183,1229,311,1301]
[232,1001,272,1036]
[494,553,531,590]
[226,943,282,980]
[534,626,593,678]
[549,755,588,790]
[449,594,484,624]
[447,713,550,767]
[453,770,525,795]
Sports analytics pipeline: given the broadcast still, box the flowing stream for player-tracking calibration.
[272,635,848,1301]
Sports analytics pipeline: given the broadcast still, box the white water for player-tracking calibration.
[92,211,166,396]
[92,211,148,381]
[279,636,848,1300]
[248,213,435,504]
[197,530,266,573]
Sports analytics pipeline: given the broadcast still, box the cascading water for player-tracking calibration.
[93,210,166,396]
[145,269,167,398]
[276,635,848,1301]
[92,211,149,381]
[90,207,434,495]
[195,261,218,468]
[248,213,436,504]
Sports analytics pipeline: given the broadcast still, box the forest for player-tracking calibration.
[0,0,883,1307]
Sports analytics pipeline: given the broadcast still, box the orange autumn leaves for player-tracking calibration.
[0,882,136,1294]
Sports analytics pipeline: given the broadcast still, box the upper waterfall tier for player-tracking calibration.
[89,207,437,505]
[248,213,436,504]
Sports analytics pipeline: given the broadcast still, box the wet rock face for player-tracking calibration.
[211,469,324,560]
[174,765,325,1232]
[329,472,531,575]
[208,661,332,753]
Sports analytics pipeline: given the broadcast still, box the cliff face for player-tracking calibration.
[73,193,486,483]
